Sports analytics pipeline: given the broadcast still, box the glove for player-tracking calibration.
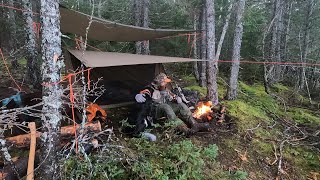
[135,93,146,103]
[176,96,182,104]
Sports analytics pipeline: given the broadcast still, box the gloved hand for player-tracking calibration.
[176,96,182,104]
[135,93,146,103]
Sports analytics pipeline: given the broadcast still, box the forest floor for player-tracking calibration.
[1,61,320,179]
[164,67,320,180]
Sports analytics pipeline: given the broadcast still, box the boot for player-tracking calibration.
[186,117,212,132]
[175,124,194,137]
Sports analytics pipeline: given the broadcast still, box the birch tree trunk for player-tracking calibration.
[299,0,315,90]
[227,0,246,100]
[199,4,207,87]
[39,0,64,178]
[22,0,40,88]
[5,0,17,67]
[215,0,234,61]
[141,0,150,55]
[193,13,200,81]
[205,0,219,105]
[133,0,142,54]
[284,2,293,61]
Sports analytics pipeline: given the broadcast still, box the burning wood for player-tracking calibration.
[192,101,214,121]
[192,101,226,123]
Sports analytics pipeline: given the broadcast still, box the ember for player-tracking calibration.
[192,101,213,120]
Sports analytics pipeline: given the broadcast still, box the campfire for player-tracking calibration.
[192,101,214,121]
[192,101,226,123]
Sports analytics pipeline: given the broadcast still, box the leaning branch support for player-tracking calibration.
[27,122,36,180]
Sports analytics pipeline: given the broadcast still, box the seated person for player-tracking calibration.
[134,73,211,139]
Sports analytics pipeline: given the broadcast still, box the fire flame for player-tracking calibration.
[192,101,213,120]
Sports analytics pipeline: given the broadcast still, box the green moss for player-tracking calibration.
[284,147,320,175]
[287,107,320,125]
[224,100,270,131]
[272,83,289,92]
[252,139,273,155]
[19,57,27,65]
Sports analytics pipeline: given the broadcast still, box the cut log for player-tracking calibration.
[5,122,101,147]
[27,122,36,180]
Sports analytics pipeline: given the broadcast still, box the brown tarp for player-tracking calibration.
[65,50,206,104]
[67,50,205,67]
[60,6,195,42]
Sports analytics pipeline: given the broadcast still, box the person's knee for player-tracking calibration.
[159,104,176,119]
[179,103,192,116]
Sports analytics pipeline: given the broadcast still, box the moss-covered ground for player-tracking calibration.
[180,74,320,180]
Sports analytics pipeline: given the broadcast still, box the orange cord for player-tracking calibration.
[0,48,22,91]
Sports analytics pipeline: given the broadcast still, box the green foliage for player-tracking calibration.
[203,144,219,161]
[284,147,320,175]
[63,139,221,179]
[229,170,248,180]
[128,139,220,180]
[62,156,126,179]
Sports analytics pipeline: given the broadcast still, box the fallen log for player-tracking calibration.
[5,122,101,147]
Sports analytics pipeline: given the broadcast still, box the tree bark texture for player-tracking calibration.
[22,0,40,88]
[133,0,142,54]
[193,13,200,81]
[200,3,207,87]
[215,0,234,61]
[299,0,315,90]
[141,0,150,54]
[39,0,64,178]
[5,0,18,67]
[284,2,293,61]
[205,0,219,105]
[227,0,246,100]
[133,0,150,55]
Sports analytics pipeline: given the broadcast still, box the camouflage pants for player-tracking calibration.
[154,102,211,134]
[154,102,193,128]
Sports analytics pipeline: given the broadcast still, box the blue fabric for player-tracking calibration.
[1,93,22,107]
[141,132,157,142]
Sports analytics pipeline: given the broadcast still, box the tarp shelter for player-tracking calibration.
[66,50,206,105]
[60,6,195,42]
[60,6,204,105]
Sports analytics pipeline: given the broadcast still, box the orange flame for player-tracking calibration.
[192,101,213,119]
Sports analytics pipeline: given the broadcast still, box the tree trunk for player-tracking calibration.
[193,13,200,81]
[299,0,315,90]
[133,0,142,54]
[39,0,64,178]
[227,0,246,100]
[215,0,234,61]
[141,0,150,55]
[205,0,218,105]
[97,0,103,18]
[200,4,207,87]
[133,0,150,54]
[275,0,284,81]
[22,0,40,88]
[283,2,293,61]
[5,0,18,67]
